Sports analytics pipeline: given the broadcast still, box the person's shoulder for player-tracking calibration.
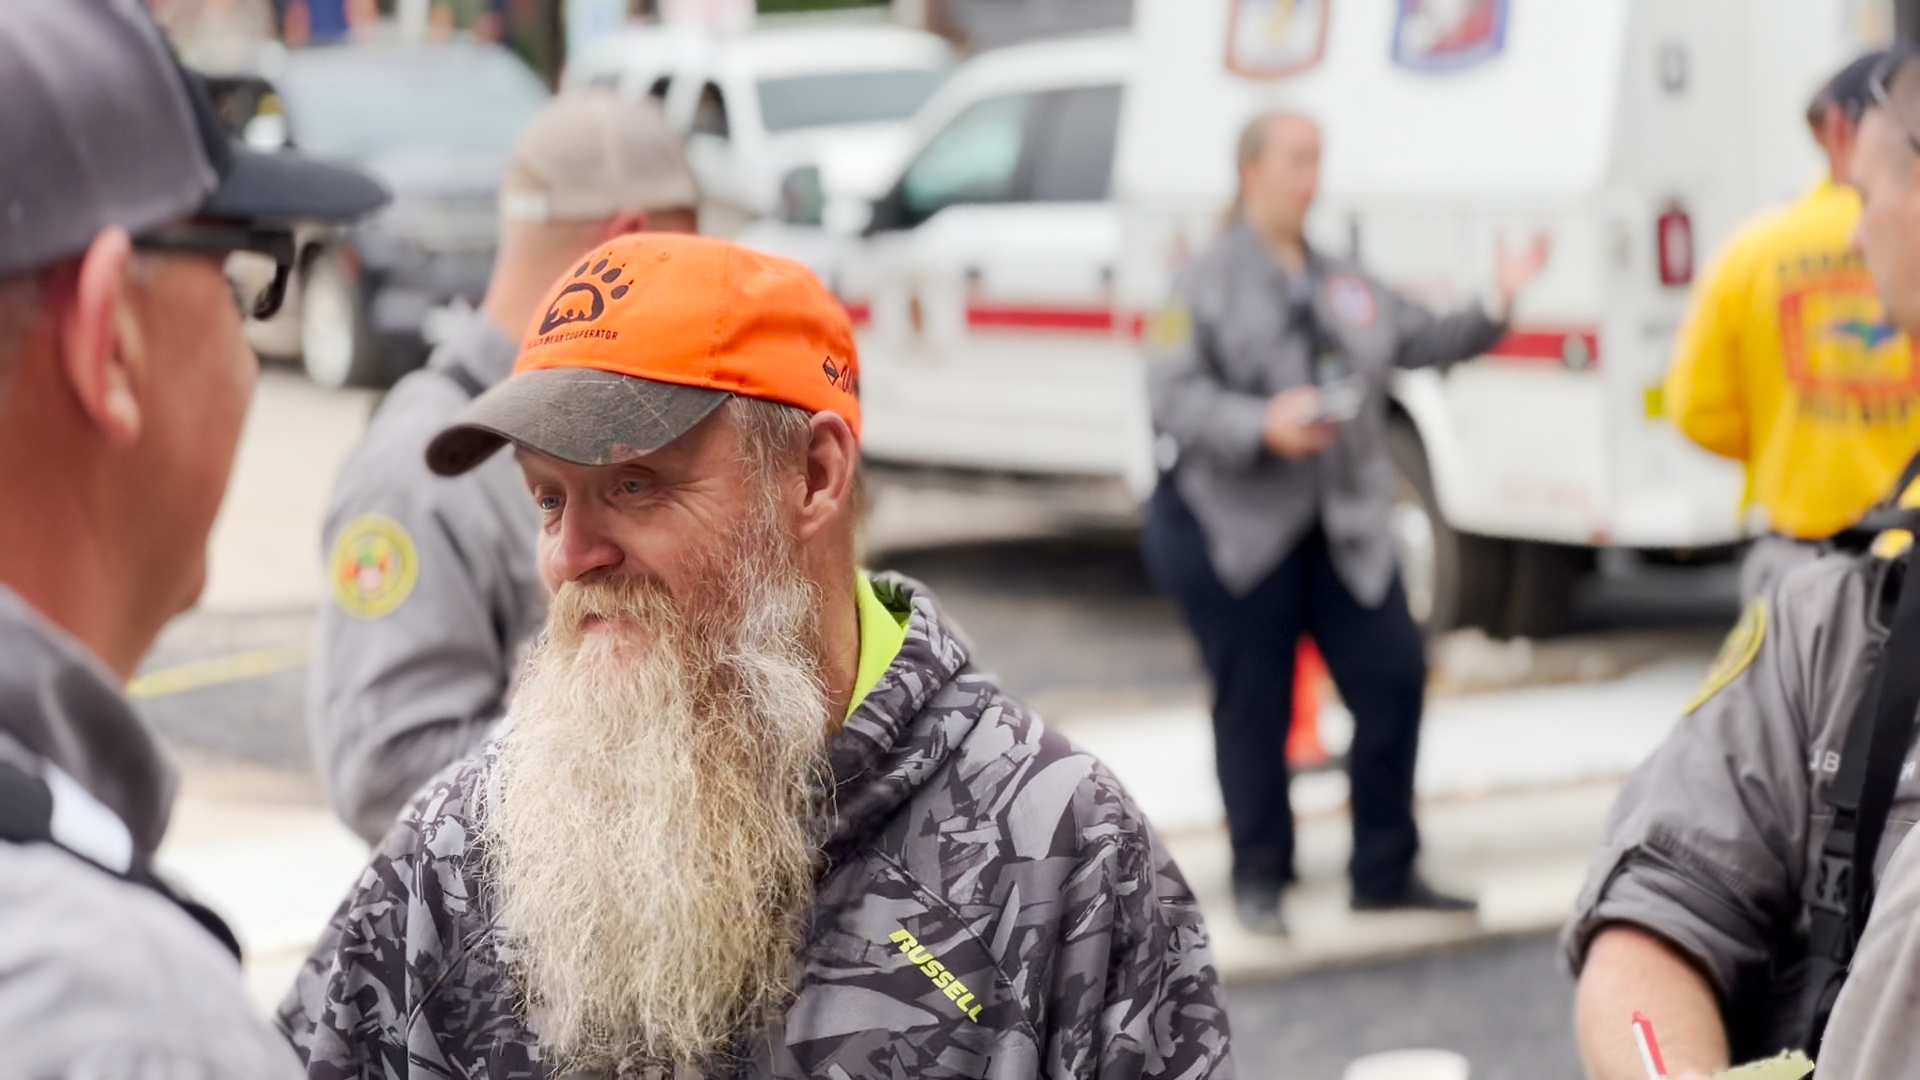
[373,747,495,862]
[1771,544,1891,634]
[1176,228,1262,293]
[327,368,467,507]
[0,845,298,1077]
[939,677,1158,855]
[1720,192,1854,270]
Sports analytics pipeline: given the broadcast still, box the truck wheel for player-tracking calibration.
[1494,541,1589,639]
[301,248,379,390]
[1386,419,1511,637]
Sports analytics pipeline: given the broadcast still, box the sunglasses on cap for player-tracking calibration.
[1870,47,1920,155]
[133,222,297,321]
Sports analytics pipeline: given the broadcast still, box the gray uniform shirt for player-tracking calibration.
[309,305,547,844]
[1819,817,1920,1078]
[1562,550,1920,1056]
[1146,221,1507,603]
[0,586,300,1078]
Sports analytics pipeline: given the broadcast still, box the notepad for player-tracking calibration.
[1711,1051,1814,1080]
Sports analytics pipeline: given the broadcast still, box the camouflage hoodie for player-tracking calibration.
[276,574,1235,1079]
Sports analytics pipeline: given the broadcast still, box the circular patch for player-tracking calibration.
[329,514,419,620]
[1684,597,1766,714]
[1326,273,1378,328]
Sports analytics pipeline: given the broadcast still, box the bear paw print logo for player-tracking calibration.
[538,257,633,335]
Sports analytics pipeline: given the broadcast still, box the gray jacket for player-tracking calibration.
[1146,221,1507,603]
[0,586,300,1078]
[1820,810,1920,1078]
[1562,549,1920,1057]
[308,304,548,844]
[277,574,1234,1079]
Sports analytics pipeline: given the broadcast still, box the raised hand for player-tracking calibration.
[1494,231,1553,310]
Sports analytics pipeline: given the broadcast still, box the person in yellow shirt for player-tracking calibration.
[1666,51,1920,600]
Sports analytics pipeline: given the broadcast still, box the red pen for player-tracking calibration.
[1632,1012,1668,1079]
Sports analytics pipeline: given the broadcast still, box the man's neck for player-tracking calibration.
[1247,214,1308,274]
[0,484,149,679]
[479,263,555,344]
[820,568,861,726]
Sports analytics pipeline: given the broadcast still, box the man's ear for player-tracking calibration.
[795,410,858,542]
[592,210,652,245]
[54,228,142,447]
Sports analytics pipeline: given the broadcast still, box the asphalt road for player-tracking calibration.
[1229,933,1581,1080]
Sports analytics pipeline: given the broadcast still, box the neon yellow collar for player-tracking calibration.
[849,571,909,718]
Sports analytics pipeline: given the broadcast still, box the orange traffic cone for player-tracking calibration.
[1288,637,1331,768]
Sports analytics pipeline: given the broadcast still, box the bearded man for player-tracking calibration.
[276,234,1234,1079]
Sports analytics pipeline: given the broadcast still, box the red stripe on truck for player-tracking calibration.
[840,297,1599,370]
[966,305,1116,332]
[1486,327,1601,368]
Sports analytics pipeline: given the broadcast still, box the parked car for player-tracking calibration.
[252,40,548,388]
[564,18,954,237]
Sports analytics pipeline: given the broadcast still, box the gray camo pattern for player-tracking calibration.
[276,574,1235,1079]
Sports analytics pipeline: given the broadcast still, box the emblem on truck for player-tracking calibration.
[1391,0,1508,74]
[1225,0,1328,80]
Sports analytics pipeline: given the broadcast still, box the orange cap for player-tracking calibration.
[426,233,858,477]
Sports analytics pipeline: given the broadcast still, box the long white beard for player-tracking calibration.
[482,515,829,1072]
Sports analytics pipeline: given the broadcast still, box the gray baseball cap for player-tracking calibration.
[0,0,389,278]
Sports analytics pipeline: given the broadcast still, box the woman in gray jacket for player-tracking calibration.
[1143,110,1548,934]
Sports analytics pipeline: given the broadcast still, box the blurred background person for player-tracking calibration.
[1143,110,1548,934]
[308,90,699,844]
[0,0,382,1067]
[1663,51,1920,601]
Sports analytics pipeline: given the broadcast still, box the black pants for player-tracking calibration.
[1143,483,1426,899]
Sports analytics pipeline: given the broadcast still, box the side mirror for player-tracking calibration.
[777,166,825,227]
[242,112,289,152]
[865,187,903,237]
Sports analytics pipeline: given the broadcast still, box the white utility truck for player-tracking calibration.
[754,0,1891,636]
[564,19,954,236]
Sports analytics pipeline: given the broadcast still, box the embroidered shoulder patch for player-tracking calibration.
[1327,273,1378,327]
[329,513,419,620]
[1147,299,1193,353]
[1685,598,1767,714]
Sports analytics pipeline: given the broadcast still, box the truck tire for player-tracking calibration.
[301,247,379,390]
[1494,540,1588,639]
[1386,418,1510,637]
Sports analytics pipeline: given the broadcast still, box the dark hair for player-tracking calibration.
[1809,50,1891,132]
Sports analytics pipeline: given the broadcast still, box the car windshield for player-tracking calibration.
[756,69,948,133]
[279,48,549,161]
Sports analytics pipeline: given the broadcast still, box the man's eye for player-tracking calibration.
[534,493,562,512]
[619,478,647,496]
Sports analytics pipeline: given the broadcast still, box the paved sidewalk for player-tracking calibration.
[1045,657,1705,982]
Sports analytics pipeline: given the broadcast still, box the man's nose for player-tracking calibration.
[545,507,624,586]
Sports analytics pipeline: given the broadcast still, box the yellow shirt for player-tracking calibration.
[1665,181,1920,539]
[848,570,909,718]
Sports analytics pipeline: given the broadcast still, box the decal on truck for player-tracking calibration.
[1392,0,1508,74]
[1225,0,1329,80]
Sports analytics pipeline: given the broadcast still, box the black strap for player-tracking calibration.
[1799,554,1920,1053]
[440,361,486,400]
[0,759,242,961]
[1890,448,1920,511]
